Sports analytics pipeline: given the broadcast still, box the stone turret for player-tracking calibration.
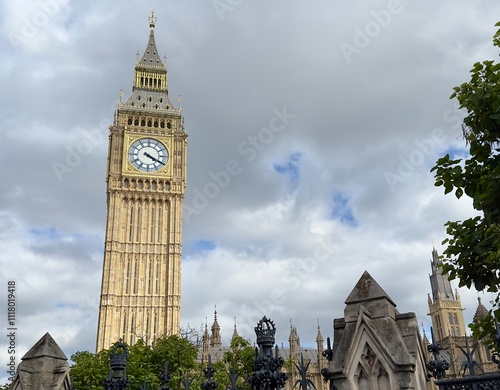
[210,308,222,349]
[202,322,210,364]
[328,271,430,390]
[9,333,72,390]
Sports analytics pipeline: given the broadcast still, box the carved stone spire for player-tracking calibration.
[210,307,221,348]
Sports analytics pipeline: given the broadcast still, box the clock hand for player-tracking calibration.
[144,152,166,165]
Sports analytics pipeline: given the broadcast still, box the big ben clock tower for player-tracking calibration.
[96,12,187,351]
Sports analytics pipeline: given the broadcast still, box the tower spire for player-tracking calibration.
[149,10,156,31]
[232,317,239,340]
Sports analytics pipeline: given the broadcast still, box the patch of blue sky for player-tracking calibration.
[441,145,469,160]
[273,151,302,182]
[55,302,72,309]
[193,239,216,251]
[330,193,358,227]
[28,226,59,239]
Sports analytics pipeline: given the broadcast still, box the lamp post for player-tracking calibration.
[248,317,288,390]
[103,339,130,390]
[320,337,336,390]
[426,327,449,380]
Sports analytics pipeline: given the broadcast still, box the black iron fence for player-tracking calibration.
[95,316,289,390]
[428,319,500,390]
[435,373,500,389]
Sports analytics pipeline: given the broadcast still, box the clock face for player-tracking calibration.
[128,138,168,172]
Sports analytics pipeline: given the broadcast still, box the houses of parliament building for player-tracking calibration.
[92,12,496,389]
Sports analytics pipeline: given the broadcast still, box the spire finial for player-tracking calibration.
[149,10,156,31]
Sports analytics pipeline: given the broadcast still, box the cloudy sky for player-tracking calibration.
[1,0,500,382]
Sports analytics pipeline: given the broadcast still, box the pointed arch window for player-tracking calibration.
[128,206,134,242]
[130,313,135,344]
[148,257,153,294]
[157,207,162,243]
[125,257,131,294]
[357,368,369,390]
[133,257,139,294]
[377,367,390,389]
[150,207,155,243]
[136,207,141,241]
[123,314,127,336]
[155,259,160,294]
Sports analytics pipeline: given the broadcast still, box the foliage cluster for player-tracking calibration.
[69,335,255,390]
[432,22,500,344]
[70,336,198,390]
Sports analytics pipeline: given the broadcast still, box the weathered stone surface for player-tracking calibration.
[327,271,431,390]
[9,333,72,390]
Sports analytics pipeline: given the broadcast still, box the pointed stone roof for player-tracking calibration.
[316,321,323,343]
[232,318,239,339]
[473,297,489,323]
[10,333,72,390]
[429,247,455,301]
[138,10,165,69]
[345,270,396,306]
[21,332,67,361]
[422,329,430,346]
[288,322,299,345]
